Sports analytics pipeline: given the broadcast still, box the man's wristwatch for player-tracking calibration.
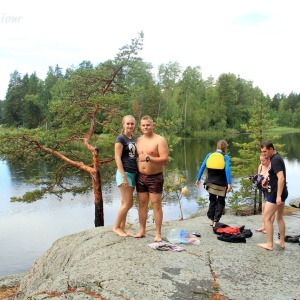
[146,156,150,162]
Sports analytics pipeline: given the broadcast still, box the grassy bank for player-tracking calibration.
[266,127,300,134]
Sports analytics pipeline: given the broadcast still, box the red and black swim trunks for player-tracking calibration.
[136,172,164,194]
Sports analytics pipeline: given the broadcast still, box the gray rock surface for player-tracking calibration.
[1,211,300,300]
[289,198,300,208]
[0,273,26,289]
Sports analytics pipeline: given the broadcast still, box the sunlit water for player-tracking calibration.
[1,145,299,277]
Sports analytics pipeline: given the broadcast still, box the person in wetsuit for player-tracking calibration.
[195,140,232,227]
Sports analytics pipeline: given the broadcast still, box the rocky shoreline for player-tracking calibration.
[1,207,299,300]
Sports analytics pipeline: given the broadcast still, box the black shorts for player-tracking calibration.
[136,173,164,194]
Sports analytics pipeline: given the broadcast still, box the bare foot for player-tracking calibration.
[133,231,146,238]
[154,234,162,242]
[255,227,265,232]
[262,230,267,234]
[113,227,127,237]
[125,231,134,237]
[257,243,273,251]
[275,240,285,249]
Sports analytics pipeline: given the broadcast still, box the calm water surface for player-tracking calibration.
[1,134,300,277]
[0,162,199,277]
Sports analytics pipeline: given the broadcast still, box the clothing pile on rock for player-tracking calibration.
[148,242,185,251]
[278,232,300,243]
[213,222,253,243]
[284,235,300,243]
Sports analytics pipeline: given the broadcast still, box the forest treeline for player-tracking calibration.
[1,59,300,135]
[0,33,297,217]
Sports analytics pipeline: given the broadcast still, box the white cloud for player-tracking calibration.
[1,0,299,99]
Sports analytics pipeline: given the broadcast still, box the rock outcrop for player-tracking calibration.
[289,198,300,208]
[2,212,300,299]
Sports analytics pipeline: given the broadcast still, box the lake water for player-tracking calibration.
[1,134,300,277]
[0,162,200,277]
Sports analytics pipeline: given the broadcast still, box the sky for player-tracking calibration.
[1,0,299,100]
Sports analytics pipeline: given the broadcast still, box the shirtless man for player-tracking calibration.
[134,116,169,242]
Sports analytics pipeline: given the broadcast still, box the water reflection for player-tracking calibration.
[0,160,197,277]
[168,134,300,201]
[1,133,300,277]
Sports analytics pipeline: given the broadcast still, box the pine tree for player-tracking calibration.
[228,88,277,214]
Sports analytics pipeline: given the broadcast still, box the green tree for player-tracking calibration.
[40,65,64,129]
[203,75,227,130]
[0,100,4,123]
[292,104,300,127]
[216,73,238,129]
[157,61,181,120]
[270,93,282,111]
[78,60,94,69]
[22,94,42,129]
[163,168,188,220]
[233,77,254,130]
[177,66,205,135]
[0,32,144,227]
[285,92,300,112]
[229,88,277,213]
[277,100,292,127]
[2,71,24,127]
[122,60,161,120]
[201,76,218,130]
